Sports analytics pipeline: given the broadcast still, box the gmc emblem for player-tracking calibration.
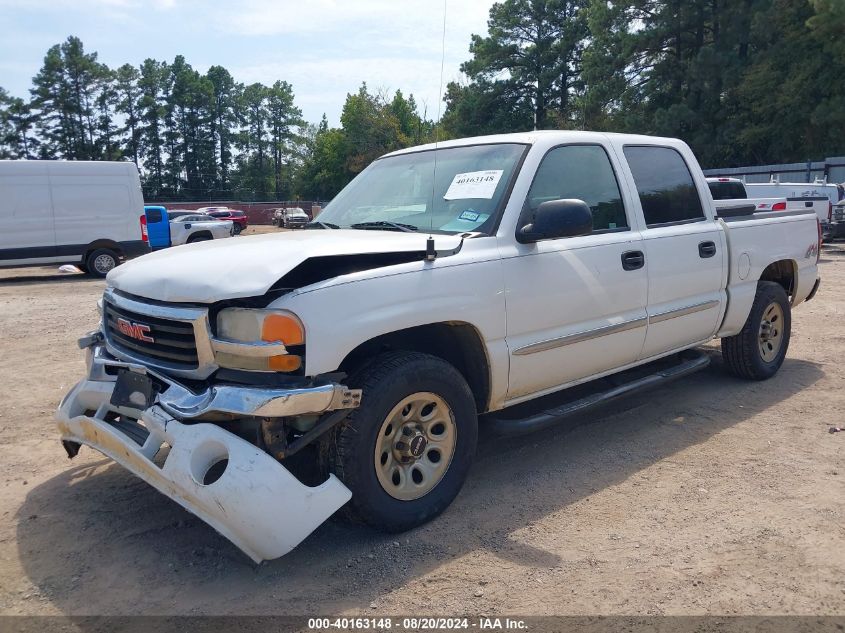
[116,317,154,343]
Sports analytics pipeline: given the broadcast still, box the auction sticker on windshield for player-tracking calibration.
[444,170,503,200]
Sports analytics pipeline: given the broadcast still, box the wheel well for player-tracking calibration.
[759,260,796,298]
[338,322,492,413]
[82,240,122,264]
[188,231,213,242]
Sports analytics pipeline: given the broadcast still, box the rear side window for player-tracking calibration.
[525,144,628,233]
[146,209,162,222]
[708,181,746,200]
[624,146,705,227]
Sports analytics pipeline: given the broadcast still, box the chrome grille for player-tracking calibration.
[104,300,199,369]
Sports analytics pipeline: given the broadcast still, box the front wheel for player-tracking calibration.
[322,351,478,532]
[232,224,242,235]
[721,281,791,380]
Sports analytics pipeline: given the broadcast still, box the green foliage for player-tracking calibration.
[446,0,845,168]
[443,0,589,136]
[295,85,434,199]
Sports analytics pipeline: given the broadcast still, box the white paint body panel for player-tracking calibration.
[108,229,463,303]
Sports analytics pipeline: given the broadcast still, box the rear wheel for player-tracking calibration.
[721,281,791,380]
[187,234,211,243]
[85,249,119,278]
[322,351,477,532]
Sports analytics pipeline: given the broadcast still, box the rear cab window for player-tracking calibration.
[623,146,706,227]
[708,181,747,200]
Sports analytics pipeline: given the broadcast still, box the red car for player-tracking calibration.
[201,208,249,235]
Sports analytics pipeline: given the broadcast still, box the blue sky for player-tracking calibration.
[0,0,495,126]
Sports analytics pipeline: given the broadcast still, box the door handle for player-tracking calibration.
[698,241,717,258]
[621,250,645,271]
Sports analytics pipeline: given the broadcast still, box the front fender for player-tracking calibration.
[272,250,509,408]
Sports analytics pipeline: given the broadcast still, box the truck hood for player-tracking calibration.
[107,230,461,303]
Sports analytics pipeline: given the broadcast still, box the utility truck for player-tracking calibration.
[56,132,821,562]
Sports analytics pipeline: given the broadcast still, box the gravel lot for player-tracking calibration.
[0,235,842,617]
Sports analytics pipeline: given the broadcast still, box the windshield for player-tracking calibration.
[315,143,526,234]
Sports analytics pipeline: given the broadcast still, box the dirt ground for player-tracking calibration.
[0,236,842,617]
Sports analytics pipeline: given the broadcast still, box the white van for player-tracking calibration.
[0,160,150,277]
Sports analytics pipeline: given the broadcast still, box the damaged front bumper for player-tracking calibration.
[55,343,357,562]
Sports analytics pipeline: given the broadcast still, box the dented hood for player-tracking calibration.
[108,230,461,303]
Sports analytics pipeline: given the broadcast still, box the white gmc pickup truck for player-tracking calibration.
[56,131,821,562]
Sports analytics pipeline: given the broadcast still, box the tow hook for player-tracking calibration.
[78,330,104,349]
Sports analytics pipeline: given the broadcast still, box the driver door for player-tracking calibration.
[501,143,648,402]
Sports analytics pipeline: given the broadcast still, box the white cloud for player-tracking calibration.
[221,0,493,123]
[215,0,490,38]
[233,54,463,121]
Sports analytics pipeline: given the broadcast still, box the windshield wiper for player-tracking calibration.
[304,221,340,229]
[350,221,418,233]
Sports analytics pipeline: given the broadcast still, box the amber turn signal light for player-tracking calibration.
[261,313,304,345]
[268,354,302,372]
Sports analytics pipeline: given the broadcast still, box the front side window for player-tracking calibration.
[624,146,705,226]
[524,144,628,233]
[316,143,526,235]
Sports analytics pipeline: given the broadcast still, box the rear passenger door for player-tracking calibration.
[619,145,725,359]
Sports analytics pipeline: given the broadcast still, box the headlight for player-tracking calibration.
[216,308,304,372]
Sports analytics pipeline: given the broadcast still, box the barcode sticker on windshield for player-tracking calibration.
[444,170,503,200]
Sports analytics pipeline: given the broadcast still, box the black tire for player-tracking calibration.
[721,281,791,380]
[85,248,119,278]
[187,234,211,244]
[232,224,242,235]
[322,351,478,532]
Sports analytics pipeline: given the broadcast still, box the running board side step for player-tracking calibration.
[486,351,711,437]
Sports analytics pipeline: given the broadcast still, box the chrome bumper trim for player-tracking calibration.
[84,343,360,419]
[649,299,720,324]
[211,337,288,358]
[513,316,648,356]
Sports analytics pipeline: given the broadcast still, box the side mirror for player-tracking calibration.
[518,199,593,243]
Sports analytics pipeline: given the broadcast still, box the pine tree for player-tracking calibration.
[115,63,142,165]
